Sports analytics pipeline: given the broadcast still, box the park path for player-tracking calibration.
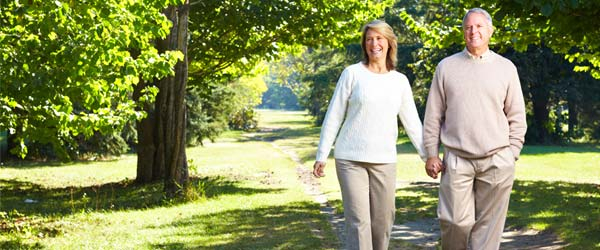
[256,123,567,249]
[270,142,347,247]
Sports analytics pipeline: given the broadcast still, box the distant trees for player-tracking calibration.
[259,83,301,111]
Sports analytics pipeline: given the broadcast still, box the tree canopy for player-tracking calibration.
[0,0,184,159]
[187,0,392,86]
[400,0,600,78]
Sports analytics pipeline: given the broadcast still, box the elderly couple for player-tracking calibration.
[312,7,527,250]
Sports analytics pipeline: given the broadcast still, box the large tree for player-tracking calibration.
[0,0,183,160]
[134,1,190,196]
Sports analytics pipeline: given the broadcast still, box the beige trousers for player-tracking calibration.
[438,147,515,250]
[335,159,397,250]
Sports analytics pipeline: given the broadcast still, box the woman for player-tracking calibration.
[312,20,427,250]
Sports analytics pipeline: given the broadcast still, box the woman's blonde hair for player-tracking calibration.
[361,20,398,71]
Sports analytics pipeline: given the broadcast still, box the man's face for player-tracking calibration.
[463,12,493,51]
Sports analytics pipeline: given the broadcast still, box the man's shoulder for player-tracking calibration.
[490,52,518,70]
[441,51,465,63]
[436,51,466,70]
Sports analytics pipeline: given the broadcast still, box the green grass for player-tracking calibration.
[1,133,337,249]
[2,109,599,249]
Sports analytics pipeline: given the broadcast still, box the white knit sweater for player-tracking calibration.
[316,62,427,163]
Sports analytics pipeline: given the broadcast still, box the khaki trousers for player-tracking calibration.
[438,147,515,250]
[335,159,397,250]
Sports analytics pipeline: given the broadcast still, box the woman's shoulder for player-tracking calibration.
[344,62,366,72]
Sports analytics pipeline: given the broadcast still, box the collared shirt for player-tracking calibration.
[464,48,491,60]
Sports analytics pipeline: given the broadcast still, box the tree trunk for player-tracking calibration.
[567,88,579,138]
[135,1,190,198]
[134,80,158,182]
[0,130,8,163]
[530,86,550,143]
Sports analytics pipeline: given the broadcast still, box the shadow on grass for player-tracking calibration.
[242,126,321,143]
[150,201,338,249]
[395,182,439,223]
[508,180,600,249]
[240,126,321,164]
[395,140,420,155]
[0,156,131,169]
[0,176,282,216]
[265,119,314,127]
[390,180,600,249]
[520,144,600,155]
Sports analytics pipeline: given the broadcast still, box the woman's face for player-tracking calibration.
[365,29,389,62]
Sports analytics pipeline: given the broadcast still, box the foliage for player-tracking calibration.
[271,46,361,125]
[186,64,267,145]
[503,45,600,143]
[185,0,393,132]
[0,0,184,160]
[227,67,268,130]
[187,0,393,87]
[398,0,600,78]
[258,82,302,111]
[186,85,235,146]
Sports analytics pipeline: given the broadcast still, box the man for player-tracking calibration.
[423,7,527,250]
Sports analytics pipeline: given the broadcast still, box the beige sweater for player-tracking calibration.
[424,49,527,159]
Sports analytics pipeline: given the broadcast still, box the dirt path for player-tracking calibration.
[270,142,347,248]
[262,128,567,249]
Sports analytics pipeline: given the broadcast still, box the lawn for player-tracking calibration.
[0,127,337,249]
[1,109,599,249]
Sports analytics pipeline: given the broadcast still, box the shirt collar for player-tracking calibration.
[463,48,492,60]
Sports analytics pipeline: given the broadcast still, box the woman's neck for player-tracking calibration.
[365,60,388,74]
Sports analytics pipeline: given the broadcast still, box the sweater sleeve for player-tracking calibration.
[397,81,427,162]
[423,65,446,158]
[315,68,353,162]
[504,66,527,160]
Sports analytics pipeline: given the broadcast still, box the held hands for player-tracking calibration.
[313,161,326,178]
[425,157,445,179]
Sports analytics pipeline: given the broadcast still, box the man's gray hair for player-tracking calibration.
[462,8,493,27]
